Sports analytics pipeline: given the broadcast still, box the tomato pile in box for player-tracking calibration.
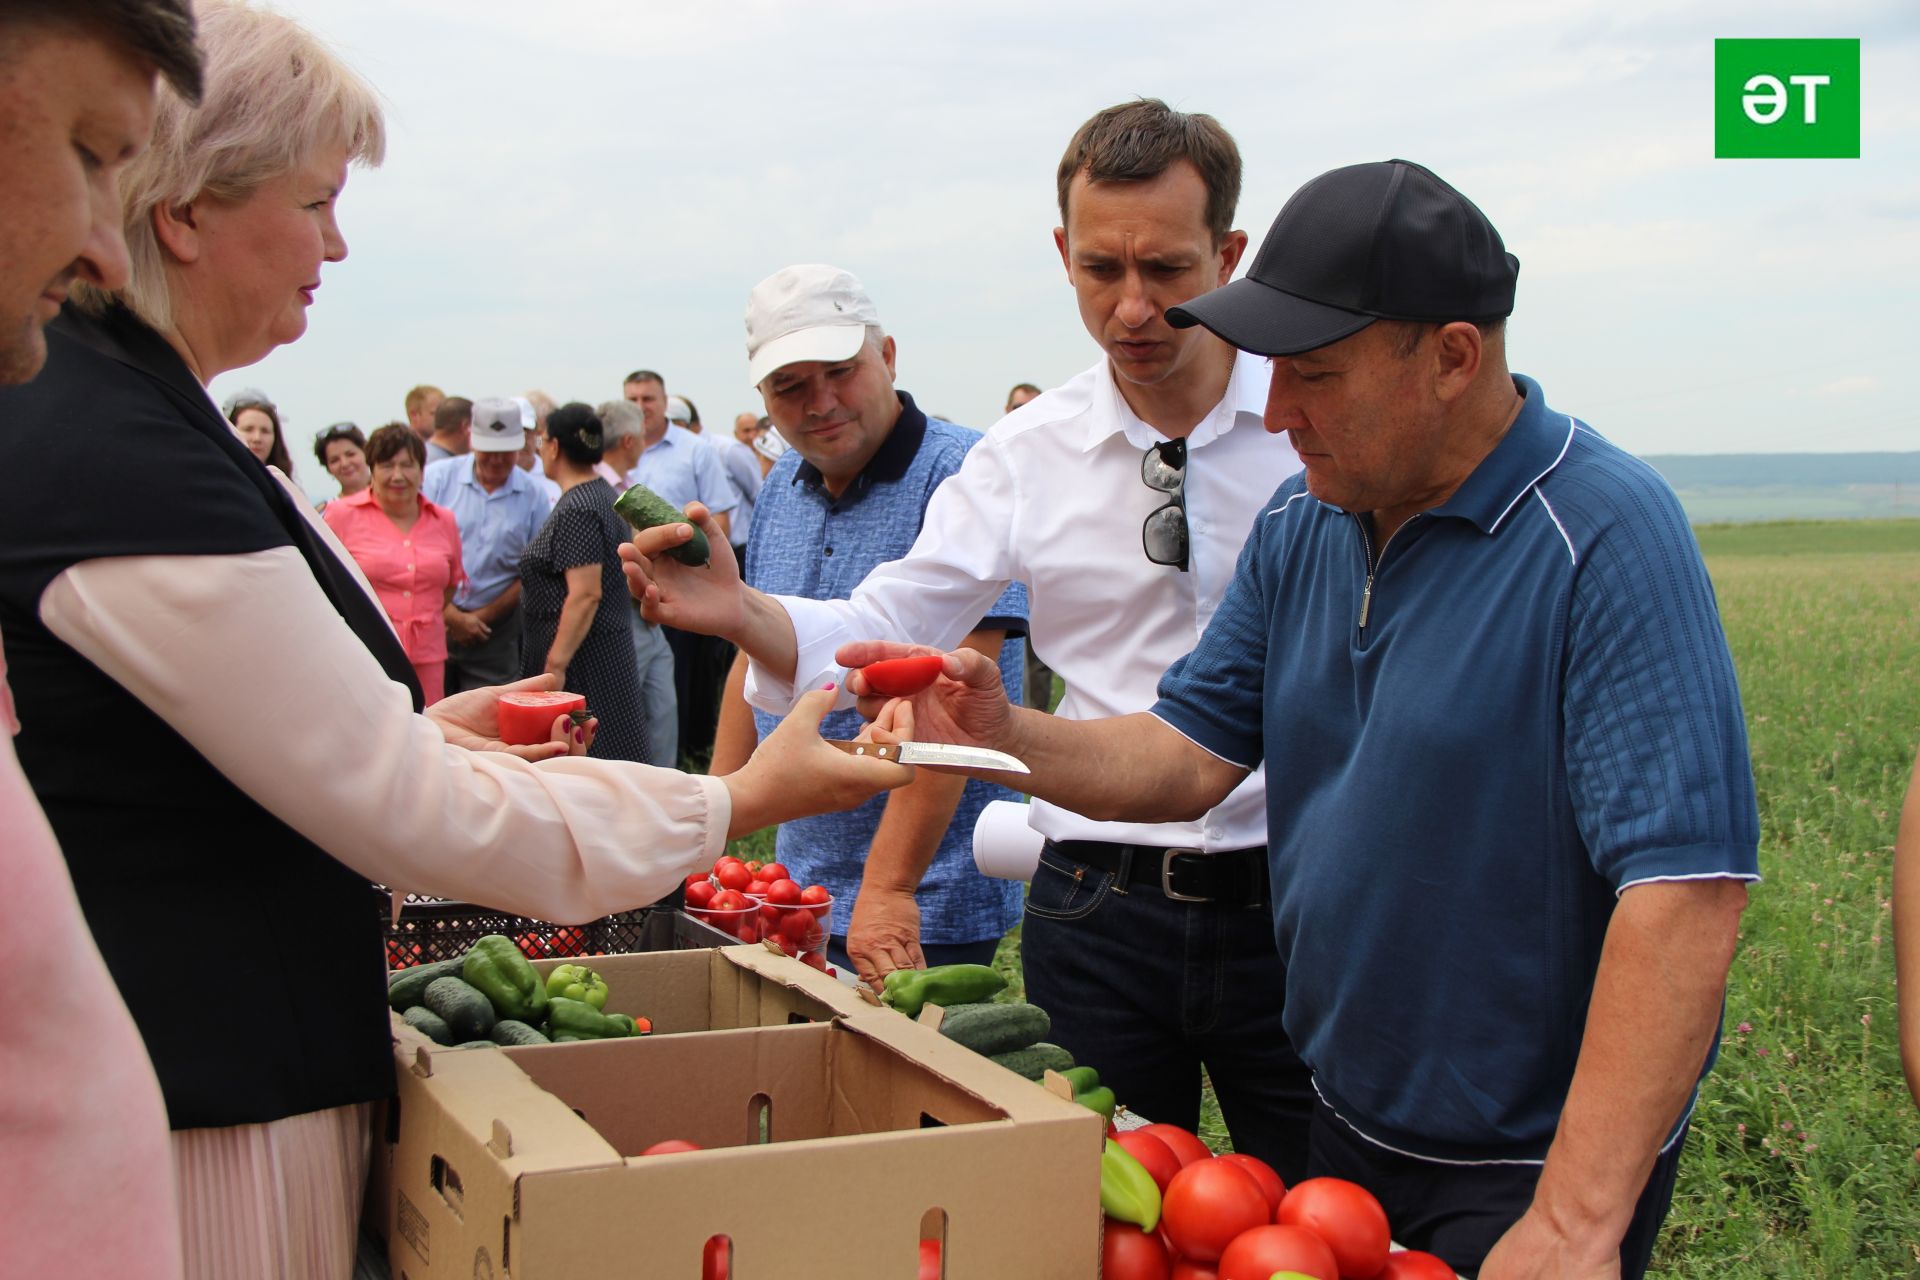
[1100,1124,1457,1280]
[683,854,834,973]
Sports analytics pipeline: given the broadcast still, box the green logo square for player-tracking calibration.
[1715,39,1860,158]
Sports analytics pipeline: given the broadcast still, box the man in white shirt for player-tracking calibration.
[622,99,1311,1178]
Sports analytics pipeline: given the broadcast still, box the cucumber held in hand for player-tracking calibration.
[614,482,710,568]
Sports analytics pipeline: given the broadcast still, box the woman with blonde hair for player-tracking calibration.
[0,4,910,1274]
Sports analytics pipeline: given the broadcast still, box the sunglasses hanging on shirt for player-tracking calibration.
[1141,437,1189,571]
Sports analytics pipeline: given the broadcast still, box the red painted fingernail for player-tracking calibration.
[573,727,585,744]
[821,681,836,692]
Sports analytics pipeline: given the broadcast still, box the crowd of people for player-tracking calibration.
[6,4,1920,1280]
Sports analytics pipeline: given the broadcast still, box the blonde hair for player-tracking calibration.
[76,0,385,328]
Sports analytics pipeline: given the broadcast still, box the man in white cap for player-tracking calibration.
[423,397,550,693]
[704,263,1031,976]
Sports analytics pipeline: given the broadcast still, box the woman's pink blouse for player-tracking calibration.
[322,490,464,665]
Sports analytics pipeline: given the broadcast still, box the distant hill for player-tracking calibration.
[1638,452,1920,525]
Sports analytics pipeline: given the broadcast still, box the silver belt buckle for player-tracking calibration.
[1160,850,1210,903]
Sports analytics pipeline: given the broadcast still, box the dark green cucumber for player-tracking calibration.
[490,1019,552,1047]
[388,958,467,1011]
[988,1042,1075,1080]
[613,483,710,567]
[423,976,496,1041]
[401,1005,455,1045]
[936,1002,1051,1056]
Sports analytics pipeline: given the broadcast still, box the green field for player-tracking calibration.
[734,519,1920,1275]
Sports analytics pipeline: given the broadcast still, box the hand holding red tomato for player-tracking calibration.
[426,673,597,760]
[836,641,1018,757]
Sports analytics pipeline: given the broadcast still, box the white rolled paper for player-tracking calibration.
[972,799,1046,881]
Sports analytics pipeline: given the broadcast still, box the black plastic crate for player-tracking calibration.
[380,892,736,970]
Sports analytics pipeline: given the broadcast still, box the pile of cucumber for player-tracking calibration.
[933,1000,1116,1121]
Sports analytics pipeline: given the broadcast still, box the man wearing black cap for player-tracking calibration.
[840,160,1760,1277]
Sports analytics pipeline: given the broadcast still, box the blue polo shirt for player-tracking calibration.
[422,455,550,610]
[627,424,737,518]
[748,391,1029,944]
[1153,375,1759,1162]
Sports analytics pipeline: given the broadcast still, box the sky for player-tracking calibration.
[210,0,1919,496]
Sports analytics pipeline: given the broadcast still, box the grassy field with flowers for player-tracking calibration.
[733,519,1920,1275]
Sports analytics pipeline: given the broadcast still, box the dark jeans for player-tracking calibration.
[664,625,730,764]
[1021,842,1313,1183]
[1306,1098,1687,1278]
[826,934,1001,974]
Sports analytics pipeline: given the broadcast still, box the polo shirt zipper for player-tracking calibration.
[1353,514,1378,631]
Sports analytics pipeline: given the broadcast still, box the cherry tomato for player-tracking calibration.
[1115,1129,1184,1195]
[709,889,750,911]
[799,884,832,906]
[684,881,717,909]
[1138,1123,1215,1168]
[781,909,823,944]
[1102,1221,1171,1280]
[631,1016,653,1035]
[760,862,792,883]
[639,1139,702,1155]
[745,879,771,897]
[1216,1224,1339,1280]
[1276,1179,1391,1280]
[701,1234,731,1280]
[1161,1158,1268,1263]
[744,859,764,876]
[859,654,947,696]
[758,903,784,930]
[1216,1153,1285,1216]
[918,1238,942,1280]
[1378,1250,1457,1280]
[765,878,803,906]
[715,861,753,892]
[800,950,830,971]
[713,855,743,873]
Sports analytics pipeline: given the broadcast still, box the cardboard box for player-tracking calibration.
[381,1007,1102,1278]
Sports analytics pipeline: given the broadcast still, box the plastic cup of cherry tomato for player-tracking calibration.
[688,891,764,945]
[767,892,832,964]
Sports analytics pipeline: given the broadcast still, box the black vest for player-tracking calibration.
[0,305,422,1128]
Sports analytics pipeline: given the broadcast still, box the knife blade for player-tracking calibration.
[824,740,1030,774]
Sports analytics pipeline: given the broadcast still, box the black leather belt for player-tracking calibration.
[1044,839,1269,908]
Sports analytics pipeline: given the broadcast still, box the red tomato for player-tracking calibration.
[701,1235,731,1280]
[1170,1262,1219,1280]
[918,1238,942,1280]
[495,690,586,746]
[713,855,743,873]
[799,884,832,906]
[1276,1179,1391,1280]
[758,903,784,929]
[709,889,750,911]
[1102,1221,1171,1280]
[764,878,803,905]
[1138,1123,1215,1168]
[631,1016,653,1035]
[781,909,823,944]
[1377,1251,1456,1280]
[800,950,830,971]
[859,654,946,696]
[1161,1158,1269,1263]
[735,924,760,943]
[684,880,717,909]
[744,860,764,875]
[1115,1130,1184,1195]
[745,879,770,897]
[760,862,791,883]
[1217,1153,1285,1216]
[1216,1224,1339,1280]
[639,1138,702,1155]
[714,861,753,892]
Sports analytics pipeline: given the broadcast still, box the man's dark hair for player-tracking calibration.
[0,0,203,102]
[1056,98,1241,245]
[433,396,473,436]
[623,369,665,389]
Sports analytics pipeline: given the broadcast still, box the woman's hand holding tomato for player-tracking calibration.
[426,674,596,760]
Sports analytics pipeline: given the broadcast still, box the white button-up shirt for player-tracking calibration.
[747,349,1299,851]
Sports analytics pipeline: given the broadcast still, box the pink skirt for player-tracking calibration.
[171,1103,374,1280]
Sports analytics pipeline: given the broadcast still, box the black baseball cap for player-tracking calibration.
[1168,159,1519,356]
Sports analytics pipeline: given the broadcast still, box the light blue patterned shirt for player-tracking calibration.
[747,392,1027,943]
[422,455,550,610]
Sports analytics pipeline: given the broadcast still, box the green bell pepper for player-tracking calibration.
[1099,1137,1161,1232]
[546,996,626,1041]
[605,1013,636,1037]
[880,963,1006,1018]
[545,963,609,1010]
[462,935,548,1023]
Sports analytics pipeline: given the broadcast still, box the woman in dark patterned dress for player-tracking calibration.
[519,402,650,761]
